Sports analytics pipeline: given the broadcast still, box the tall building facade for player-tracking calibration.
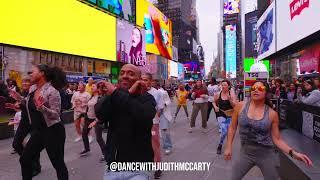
[153,0,199,63]
[222,0,242,79]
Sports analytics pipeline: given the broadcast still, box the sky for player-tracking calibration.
[197,0,221,76]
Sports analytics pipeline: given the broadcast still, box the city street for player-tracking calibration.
[0,102,263,180]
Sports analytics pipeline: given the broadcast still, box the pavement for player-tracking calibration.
[0,101,263,180]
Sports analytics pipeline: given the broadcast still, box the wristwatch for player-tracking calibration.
[289,149,294,158]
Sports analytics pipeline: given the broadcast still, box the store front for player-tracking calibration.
[1,45,116,86]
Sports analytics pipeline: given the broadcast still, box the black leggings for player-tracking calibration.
[82,118,106,155]
[13,117,41,171]
[82,118,95,151]
[20,123,68,180]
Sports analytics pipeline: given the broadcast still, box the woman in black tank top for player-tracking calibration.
[224,81,312,180]
[213,80,236,155]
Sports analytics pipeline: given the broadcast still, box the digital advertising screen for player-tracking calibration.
[276,0,320,51]
[183,61,200,74]
[81,0,135,22]
[243,58,270,73]
[0,0,116,61]
[225,25,237,79]
[117,19,146,66]
[136,0,173,60]
[168,60,178,78]
[245,11,258,58]
[256,2,276,61]
[178,63,185,81]
[224,0,240,15]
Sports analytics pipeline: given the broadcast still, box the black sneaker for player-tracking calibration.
[154,170,162,179]
[80,149,90,156]
[217,144,222,155]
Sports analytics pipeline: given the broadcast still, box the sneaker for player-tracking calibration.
[202,128,208,133]
[80,149,90,156]
[217,144,222,155]
[74,136,82,142]
[188,127,193,133]
[154,170,162,179]
[89,136,94,144]
[165,149,171,155]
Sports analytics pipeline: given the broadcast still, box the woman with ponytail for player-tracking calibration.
[19,64,68,180]
[224,81,312,180]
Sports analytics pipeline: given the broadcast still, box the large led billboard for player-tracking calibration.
[225,25,237,79]
[256,2,276,61]
[243,58,270,73]
[81,0,135,22]
[136,0,173,60]
[245,11,258,58]
[224,0,240,15]
[0,0,116,61]
[116,19,146,66]
[168,60,178,78]
[277,0,320,51]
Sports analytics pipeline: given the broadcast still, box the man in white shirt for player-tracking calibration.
[142,73,165,179]
[207,78,220,121]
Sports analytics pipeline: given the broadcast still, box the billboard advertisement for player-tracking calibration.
[183,61,199,74]
[178,63,185,81]
[81,0,135,22]
[168,60,178,78]
[224,0,240,15]
[117,19,146,66]
[256,2,276,61]
[245,11,258,58]
[277,0,320,51]
[225,25,237,79]
[243,58,270,73]
[139,54,158,74]
[0,0,116,61]
[136,0,173,60]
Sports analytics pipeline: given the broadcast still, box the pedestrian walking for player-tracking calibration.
[207,77,220,121]
[224,81,312,180]
[189,80,209,133]
[213,80,236,154]
[142,73,165,179]
[173,84,189,122]
[95,64,156,180]
[19,64,68,180]
[80,82,101,156]
[159,85,173,155]
[71,82,91,142]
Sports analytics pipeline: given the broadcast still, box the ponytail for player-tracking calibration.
[37,64,67,90]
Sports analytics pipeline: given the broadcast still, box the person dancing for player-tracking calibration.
[19,64,68,180]
[224,81,312,180]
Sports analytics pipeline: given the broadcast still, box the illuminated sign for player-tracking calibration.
[136,0,173,60]
[80,0,135,22]
[225,25,237,79]
[117,19,146,66]
[224,0,240,15]
[0,0,116,61]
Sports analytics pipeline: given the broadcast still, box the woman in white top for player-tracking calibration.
[80,83,103,157]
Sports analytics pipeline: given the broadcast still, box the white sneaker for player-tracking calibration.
[89,136,94,144]
[165,149,171,155]
[74,136,82,142]
[188,127,193,133]
[202,128,208,133]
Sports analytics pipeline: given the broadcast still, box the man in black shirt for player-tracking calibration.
[95,64,156,180]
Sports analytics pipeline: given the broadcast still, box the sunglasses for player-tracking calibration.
[251,85,266,92]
